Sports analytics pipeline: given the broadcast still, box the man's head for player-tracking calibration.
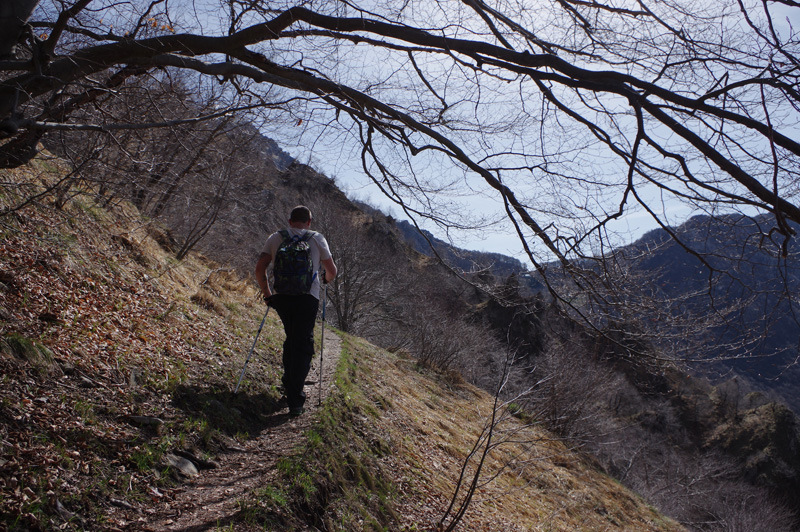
[289,205,312,227]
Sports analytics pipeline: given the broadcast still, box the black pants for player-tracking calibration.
[272,294,319,410]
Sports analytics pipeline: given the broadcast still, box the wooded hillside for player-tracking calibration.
[4,143,800,530]
[0,154,694,531]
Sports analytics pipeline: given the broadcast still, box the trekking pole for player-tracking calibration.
[318,283,327,406]
[234,304,270,394]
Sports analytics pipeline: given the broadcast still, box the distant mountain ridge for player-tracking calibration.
[234,122,295,171]
[392,219,526,278]
[622,213,800,412]
[372,202,800,414]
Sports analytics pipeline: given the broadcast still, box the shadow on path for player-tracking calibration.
[171,384,291,439]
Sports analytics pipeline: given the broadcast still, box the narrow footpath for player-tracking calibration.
[143,332,342,532]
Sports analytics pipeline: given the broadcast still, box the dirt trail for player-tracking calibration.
[143,332,342,532]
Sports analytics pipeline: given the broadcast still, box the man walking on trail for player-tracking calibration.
[255,206,337,416]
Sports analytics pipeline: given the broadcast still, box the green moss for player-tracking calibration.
[1,333,56,373]
[508,401,538,425]
[130,443,165,472]
[72,197,112,224]
[74,399,97,425]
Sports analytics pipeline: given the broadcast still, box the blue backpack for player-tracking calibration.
[273,230,316,295]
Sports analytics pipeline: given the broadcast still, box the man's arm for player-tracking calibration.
[255,252,272,299]
[321,257,337,283]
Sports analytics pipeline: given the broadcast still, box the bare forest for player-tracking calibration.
[3,1,800,530]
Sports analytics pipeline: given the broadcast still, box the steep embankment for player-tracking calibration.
[0,157,293,530]
[0,157,683,531]
[259,333,686,531]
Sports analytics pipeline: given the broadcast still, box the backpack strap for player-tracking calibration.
[302,231,318,282]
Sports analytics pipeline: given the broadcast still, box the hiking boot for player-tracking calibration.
[289,406,304,416]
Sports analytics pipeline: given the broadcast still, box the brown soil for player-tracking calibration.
[142,333,341,532]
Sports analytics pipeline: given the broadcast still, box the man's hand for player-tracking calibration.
[261,286,273,304]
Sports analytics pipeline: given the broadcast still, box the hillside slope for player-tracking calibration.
[624,214,800,412]
[263,332,685,531]
[0,156,292,530]
[0,157,684,530]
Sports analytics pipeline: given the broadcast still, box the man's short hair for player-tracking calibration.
[290,205,312,223]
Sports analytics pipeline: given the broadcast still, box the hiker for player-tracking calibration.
[255,205,337,416]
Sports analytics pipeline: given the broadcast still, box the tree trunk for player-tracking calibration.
[0,0,39,59]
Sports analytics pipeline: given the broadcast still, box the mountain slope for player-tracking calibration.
[0,156,685,530]
[261,333,685,531]
[388,215,526,279]
[622,214,800,412]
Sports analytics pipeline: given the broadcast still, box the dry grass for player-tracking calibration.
[339,335,685,531]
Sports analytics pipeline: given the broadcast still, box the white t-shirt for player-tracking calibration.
[262,229,332,300]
